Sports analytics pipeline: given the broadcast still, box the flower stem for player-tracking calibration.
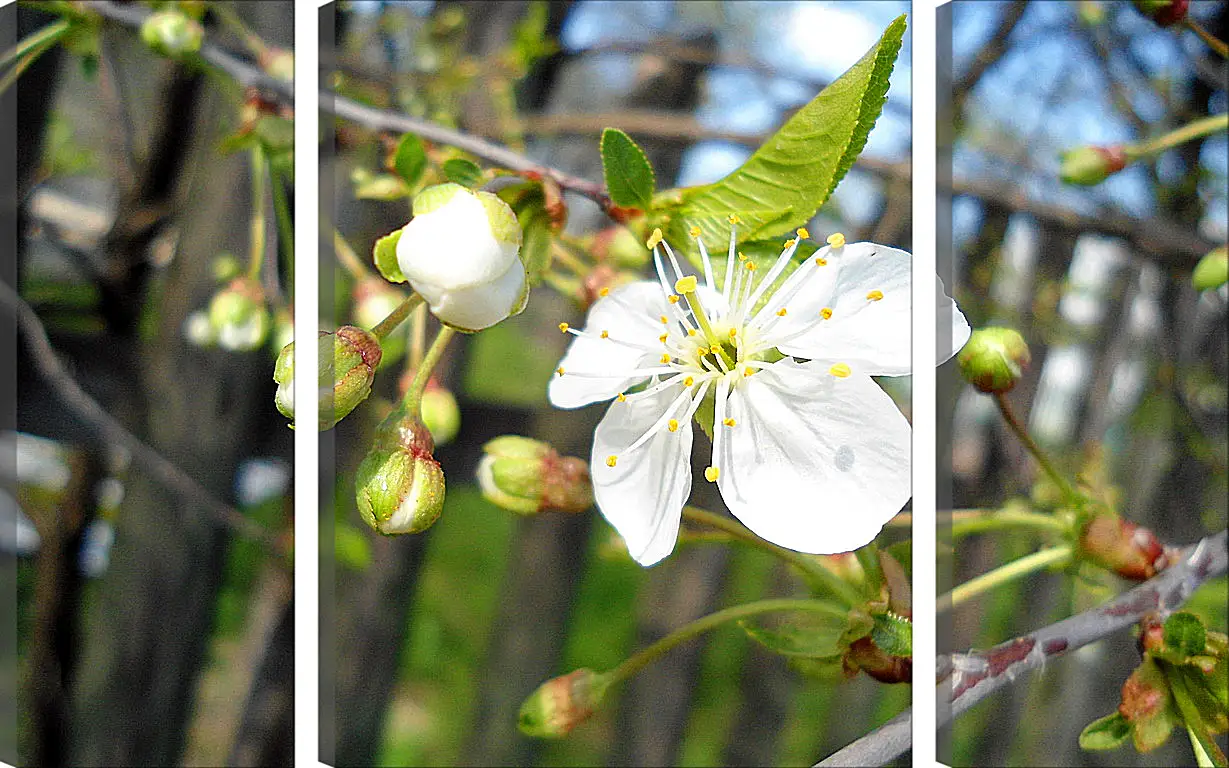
[1129,114,1228,159]
[993,393,1081,507]
[607,598,848,686]
[681,506,865,607]
[332,230,372,281]
[269,164,293,258]
[247,145,268,280]
[948,508,1070,538]
[938,545,1073,613]
[404,325,454,411]
[370,293,425,341]
[550,241,590,278]
[1184,17,1229,59]
[409,302,427,369]
[2,18,71,66]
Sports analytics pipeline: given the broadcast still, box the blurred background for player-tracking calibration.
[5,2,293,766]
[942,1,1227,765]
[321,1,912,766]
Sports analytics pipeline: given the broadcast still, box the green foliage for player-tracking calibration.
[442,157,484,188]
[1079,712,1132,750]
[496,181,554,286]
[650,15,907,272]
[1166,612,1209,658]
[738,611,849,658]
[600,128,655,210]
[393,133,428,187]
[462,310,556,407]
[372,229,406,283]
[870,612,912,657]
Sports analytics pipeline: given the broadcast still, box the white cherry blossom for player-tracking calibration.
[549,221,970,566]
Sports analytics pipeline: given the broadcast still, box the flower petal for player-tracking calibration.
[591,383,693,566]
[716,359,910,554]
[421,256,528,332]
[549,281,670,409]
[776,244,967,374]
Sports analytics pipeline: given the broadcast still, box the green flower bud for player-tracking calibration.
[1133,0,1188,26]
[518,669,610,739]
[208,278,269,352]
[957,327,1031,394]
[140,9,204,59]
[421,384,461,446]
[273,327,383,431]
[477,436,593,515]
[1193,246,1228,292]
[259,48,295,82]
[355,405,445,535]
[1060,145,1128,186]
[211,253,241,283]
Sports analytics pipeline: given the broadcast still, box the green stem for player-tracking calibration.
[550,241,590,278]
[1129,114,1228,159]
[269,164,293,258]
[404,325,455,411]
[1184,17,1229,59]
[409,302,427,369]
[938,545,1073,613]
[1171,668,1229,767]
[0,19,70,69]
[608,598,847,686]
[332,230,372,281]
[949,508,1070,538]
[370,293,424,341]
[681,506,864,607]
[993,393,1081,507]
[0,31,63,97]
[247,145,267,280]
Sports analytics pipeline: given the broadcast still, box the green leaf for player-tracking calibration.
[1170,667,1229,766]
[393,133,428,187]
[442,158,484,188]
[519,207,552,287]
[657,14,906,269]
[1079,712,1132,750]
[254,115,295,153]
[353,173,411,201]
[372,229,406,283]
[1166,612,1208,658]
[737,609,850,658]
[600,128,656,209]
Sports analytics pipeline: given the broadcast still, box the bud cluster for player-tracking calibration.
[477,436,593,515]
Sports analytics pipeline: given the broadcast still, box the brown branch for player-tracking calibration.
[0,279,286,557]
[815,529,1229,767]
[952,0,1029,121]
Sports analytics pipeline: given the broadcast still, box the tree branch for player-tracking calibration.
[0,278,287,557]
[815,529,1229,767]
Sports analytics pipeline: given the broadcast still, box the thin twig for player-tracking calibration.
[1,279,286,557]
[814,529,1229,767]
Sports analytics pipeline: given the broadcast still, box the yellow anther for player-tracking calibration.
[723,418,736,427]
[704,466,720,482]
[866,290,884,301]
[743,366,755,377]
[668,294,680,304]
[647,228,663,250]
[599,287,610,297]
[617,393,627,402]
[745,262,757,271]
[555,367,566,376]
[796,227,810,240]
[674,275,698,293]
[667,419,679,432]
[660,353,672,364]
[728,328,738,338]
[727,214,740,225]
[606,455,618,467]
[683,376,695,386]
[558,322,570,333]
[776,307,788,317]
[826,232,846,248]
[785,238,797,249]
[814,257,828,267]
[660,314,669,324]
[601,330,610,338]
[829,363,851,378]
[689,225,701,238]
[687,328,698,337]
[820,307,833,320]
[737,251,748,262]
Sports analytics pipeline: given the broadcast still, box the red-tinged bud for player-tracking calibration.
[1133,0,1189,26]
[580,265,639,309]
[477,436,593,515]
[957,327,1031,394]
[355,405,445,535]
[816,552,865,588]
[1060,145,1129,186]
[1079,515,1166,580]
[1140,614,1166,654]
[517,669,611,739]
[1118,657,1180,752]
[208,278,270,352]
[846,637,911,684]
